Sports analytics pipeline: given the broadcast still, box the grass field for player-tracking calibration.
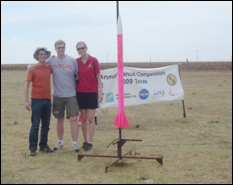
[1,70,232,184]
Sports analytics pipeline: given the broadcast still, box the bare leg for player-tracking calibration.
[57,117,64,140]
[70,116,79,142]
[81,109,88,142]
[87,109,96,143]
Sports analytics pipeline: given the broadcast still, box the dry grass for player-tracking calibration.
[1,70,232,184]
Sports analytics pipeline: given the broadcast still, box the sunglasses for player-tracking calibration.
[77,47,86,51]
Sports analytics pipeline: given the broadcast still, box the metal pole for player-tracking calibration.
[182,100,186,118]
[116,0,122,160]
[118,128,122,159]
[178,64,187,118]
[116,1,119,20]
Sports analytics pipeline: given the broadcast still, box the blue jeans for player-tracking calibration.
[29,99,51,150]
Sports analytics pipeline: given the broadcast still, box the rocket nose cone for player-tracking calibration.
[117,15,122,35]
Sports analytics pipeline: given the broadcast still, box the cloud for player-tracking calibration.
[1,1,232,64]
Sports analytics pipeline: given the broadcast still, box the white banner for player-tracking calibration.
[99,64,184,108]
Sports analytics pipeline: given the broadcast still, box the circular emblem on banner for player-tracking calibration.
[139,89,149,100]
[167,74,177,86]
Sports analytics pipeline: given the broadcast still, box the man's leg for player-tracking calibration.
[66,97,79,142]
[66,96,80,152]
[70,116,79,152]
[29,99,42,151]
[53,97,65,150]
[70,116,79,142]
[53,117,64,150]
[40,100,51,149]
[57,117,64,140]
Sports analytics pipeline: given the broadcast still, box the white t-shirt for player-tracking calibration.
[47,57,78,97]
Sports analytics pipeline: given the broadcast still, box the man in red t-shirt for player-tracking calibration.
[24,47,54,156]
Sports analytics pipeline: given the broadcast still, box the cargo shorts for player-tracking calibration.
[53,96,79,119]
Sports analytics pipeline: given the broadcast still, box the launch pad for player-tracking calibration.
[78,128,163,173]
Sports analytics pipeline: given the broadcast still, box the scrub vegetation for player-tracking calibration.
[1,68,232,184]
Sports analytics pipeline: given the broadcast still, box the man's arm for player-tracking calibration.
[27,57,53,72]
[24,81,31,111]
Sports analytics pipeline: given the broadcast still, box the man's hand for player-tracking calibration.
[75,72,79,81]
[27,64,35,72]
[25,100,31,111]
[49,55,55,59]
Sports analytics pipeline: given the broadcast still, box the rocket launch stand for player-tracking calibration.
[78,128,163,173]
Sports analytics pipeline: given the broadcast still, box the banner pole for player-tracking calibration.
[182,100,187,118]
[178,63,187,118]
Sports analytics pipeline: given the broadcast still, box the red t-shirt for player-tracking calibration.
[26,64,51,99]
[76,55,100,93]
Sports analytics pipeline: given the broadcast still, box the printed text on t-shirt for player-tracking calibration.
[52,64,73,70]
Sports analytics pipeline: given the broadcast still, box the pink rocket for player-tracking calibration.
[114,15,130,128]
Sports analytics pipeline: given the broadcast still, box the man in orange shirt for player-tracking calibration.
[24,47,54,156]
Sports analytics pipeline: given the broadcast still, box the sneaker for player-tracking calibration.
[87,143,93,151]
[72,142,80,152]
[54,141,64,150]
[39,146,54,153]
[82,142,88,151]
[30,150,36,156]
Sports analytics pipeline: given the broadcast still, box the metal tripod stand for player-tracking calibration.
[78,128,163,173]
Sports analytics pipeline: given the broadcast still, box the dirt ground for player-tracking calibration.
[1,69,232,184]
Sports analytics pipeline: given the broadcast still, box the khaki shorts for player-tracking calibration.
[53,96,79,119]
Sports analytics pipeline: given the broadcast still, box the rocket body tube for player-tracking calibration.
[114,16,129,128]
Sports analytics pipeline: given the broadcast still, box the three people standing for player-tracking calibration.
[24,40,102,155]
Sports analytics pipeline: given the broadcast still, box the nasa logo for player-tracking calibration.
[139,89,149,100]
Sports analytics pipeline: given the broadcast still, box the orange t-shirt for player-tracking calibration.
[26,64,51,99]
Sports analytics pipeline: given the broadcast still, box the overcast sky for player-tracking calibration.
[1,1,232,64]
